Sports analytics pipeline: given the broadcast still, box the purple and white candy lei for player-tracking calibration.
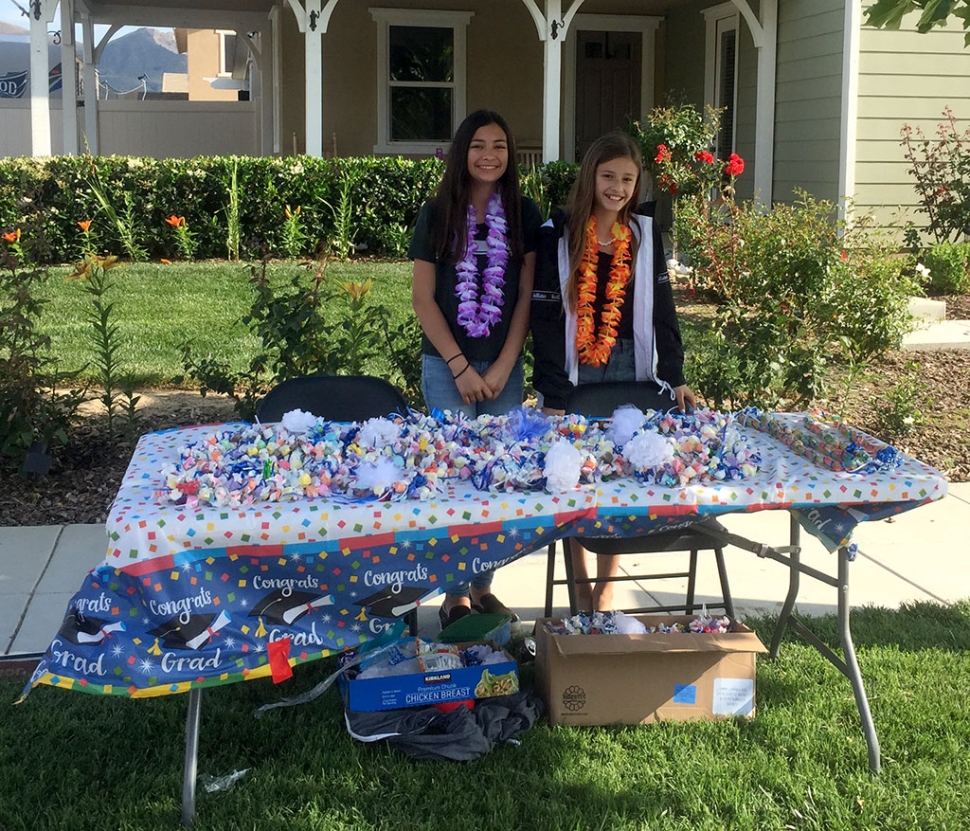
[454,192,509,338]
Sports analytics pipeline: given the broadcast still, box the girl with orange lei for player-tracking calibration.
[531,132,696,612]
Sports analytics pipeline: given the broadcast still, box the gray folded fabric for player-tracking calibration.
[344,691,543,761]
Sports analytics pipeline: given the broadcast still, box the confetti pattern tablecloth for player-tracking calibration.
[23,416,947,699]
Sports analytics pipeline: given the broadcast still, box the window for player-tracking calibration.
[216,30,239,78]
[370,9,473,154]
[703,4,739,159]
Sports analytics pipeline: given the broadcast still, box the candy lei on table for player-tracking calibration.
[576,216,631,366]
[454,192,509,338]
[740,409,899,474]
[161,406,762,509]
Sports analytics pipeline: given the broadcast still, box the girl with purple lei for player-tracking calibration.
[409,109,542,627]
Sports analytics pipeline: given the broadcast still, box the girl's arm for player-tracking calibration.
[481,251,535,398]
[412,259,492,405]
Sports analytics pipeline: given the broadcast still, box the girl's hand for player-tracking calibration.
[454,362,492,405]
[673,384,696,412]
[481,361,512,400]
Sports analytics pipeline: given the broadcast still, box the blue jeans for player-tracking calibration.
[577,338,637,385]
[421,354,524,419]
[423,353,523,598]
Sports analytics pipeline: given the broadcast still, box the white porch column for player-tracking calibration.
[59,0,79,155]
[304,0,322,157]
[541,0,563,163]
[732,0,776,208]
[29,0,57,157]
[286,0,339,157]
[522,1,585,163]
[81,15,99,154]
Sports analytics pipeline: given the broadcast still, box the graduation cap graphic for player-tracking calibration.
[355,586,441,619]
[148,610,231,650]
[249,589,334,626]
[58,611,126,646]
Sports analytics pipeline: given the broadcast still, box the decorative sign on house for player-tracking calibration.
[0,35,75,98]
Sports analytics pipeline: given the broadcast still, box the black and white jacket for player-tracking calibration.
[530,210,686,410]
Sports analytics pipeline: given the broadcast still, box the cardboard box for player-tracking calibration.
[534,615,767,726]
[341,640,519,712]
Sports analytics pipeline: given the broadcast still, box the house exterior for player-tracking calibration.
[7,1,970,232]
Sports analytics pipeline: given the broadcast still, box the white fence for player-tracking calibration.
[0,99,257,158]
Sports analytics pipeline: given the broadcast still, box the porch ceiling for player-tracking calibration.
[78,0,694,25]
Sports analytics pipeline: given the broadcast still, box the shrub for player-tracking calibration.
[0,231,84,468]
[0,155,571,264]
[179,259,421,417]
[900,107,970,245]
[921,241,970,294]
[677,191,920,410]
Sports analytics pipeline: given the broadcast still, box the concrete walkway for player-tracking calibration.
[3,483,969,660]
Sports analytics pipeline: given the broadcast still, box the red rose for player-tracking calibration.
[655,144,672,164]
[725,153,745,177]
[694,150,715,164]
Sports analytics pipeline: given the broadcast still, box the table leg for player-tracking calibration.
[769,516,802,658]
[181,687,203,828]
[838,545,881,774]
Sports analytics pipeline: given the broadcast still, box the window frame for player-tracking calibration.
[369,8,473,155]
[702,3,740,157]
[216,29,237,78]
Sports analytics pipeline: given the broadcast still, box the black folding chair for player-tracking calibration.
[544,381,735,618]
[256,374,408,423]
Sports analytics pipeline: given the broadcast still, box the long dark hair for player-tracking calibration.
[431,109,525,265]
[564,133,643,311]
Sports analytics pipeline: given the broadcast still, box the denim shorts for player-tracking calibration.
[421,354,525,418]
[577,338,637,385]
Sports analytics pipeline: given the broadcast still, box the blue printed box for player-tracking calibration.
[534,615,767,726]
[341,641,519,712]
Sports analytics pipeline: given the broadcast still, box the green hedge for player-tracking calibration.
[0,155,579,263]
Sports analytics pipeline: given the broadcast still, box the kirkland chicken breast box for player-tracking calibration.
[338,637,519,712]
[534,614,767,726]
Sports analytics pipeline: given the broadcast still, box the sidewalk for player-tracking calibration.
[3,484,969,661]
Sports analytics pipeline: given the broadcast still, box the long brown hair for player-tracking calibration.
[563,133,643,311]
[431,110,525,265]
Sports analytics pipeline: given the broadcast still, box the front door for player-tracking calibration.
[574,29,642,160]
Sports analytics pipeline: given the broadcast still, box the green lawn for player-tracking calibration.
[34,259,414,387]
[4,602,970,830]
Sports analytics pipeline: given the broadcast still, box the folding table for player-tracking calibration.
[19,415,947,826]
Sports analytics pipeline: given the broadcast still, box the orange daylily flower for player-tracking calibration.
[3,228,21,243]
[77,219,92,232]
[164,215,186,227]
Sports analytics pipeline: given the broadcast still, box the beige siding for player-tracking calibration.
[280,0,545,158]
[774,0,844,205]
[855,16,970,236]
[186,30,237,102]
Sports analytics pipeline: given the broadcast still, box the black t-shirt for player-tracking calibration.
[592,250,636,341]
[408,196,543,363]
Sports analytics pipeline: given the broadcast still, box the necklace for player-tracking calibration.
[575,216,631,366]
[454,192,509,338]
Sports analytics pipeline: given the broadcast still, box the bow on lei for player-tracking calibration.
[455,193,509,338]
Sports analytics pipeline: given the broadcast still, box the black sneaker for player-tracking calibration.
[438,603,472,630]
[470,593,520,623]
